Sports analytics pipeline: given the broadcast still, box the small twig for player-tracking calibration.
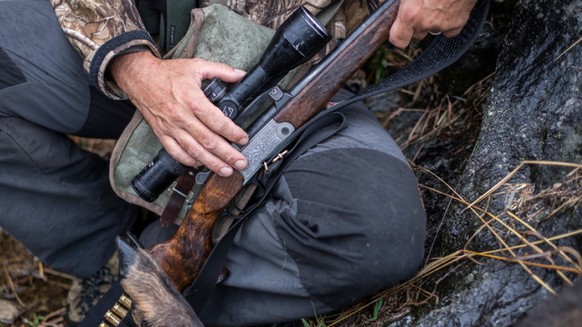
[1,258,25,307]
[555,36,582,62]
[43,267,76,281]
[38,307,66,327]
[467,161,582,210]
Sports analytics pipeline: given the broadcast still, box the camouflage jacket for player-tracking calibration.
[49,0,377,99]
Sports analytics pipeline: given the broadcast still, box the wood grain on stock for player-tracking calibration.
[148,0,399,293]
[149,172,244,291]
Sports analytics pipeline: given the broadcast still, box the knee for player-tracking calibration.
[278,149,426,309]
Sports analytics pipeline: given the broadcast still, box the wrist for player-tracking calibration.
[109,50,160,94]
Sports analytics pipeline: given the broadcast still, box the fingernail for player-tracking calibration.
[219,166,233,177]
[234,68,246,74]
[238,136,249,145]
[234,159,247,170]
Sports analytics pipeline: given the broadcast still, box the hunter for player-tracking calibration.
[0,0,477,325]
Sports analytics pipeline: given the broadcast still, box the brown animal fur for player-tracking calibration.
[117,237,203,327]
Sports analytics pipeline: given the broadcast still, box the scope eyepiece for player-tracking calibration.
[131,148,188,202]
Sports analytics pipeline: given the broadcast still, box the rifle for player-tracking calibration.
[146,0,400,292]
[88,0,490,324]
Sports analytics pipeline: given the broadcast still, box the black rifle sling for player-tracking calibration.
[185,0,489,313]
[330,0,490,112]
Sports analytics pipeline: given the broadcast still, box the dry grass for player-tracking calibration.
[302,162,582,327]
[380,71,493,163]
[0,230,72,326]
[67,136,117,159]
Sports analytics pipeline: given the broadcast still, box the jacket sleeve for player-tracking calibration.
[49,0,160,100]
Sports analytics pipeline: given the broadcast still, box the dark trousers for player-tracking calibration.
[0,117,137,278]
[0,0,138,278]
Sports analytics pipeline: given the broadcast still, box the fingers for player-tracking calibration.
[113,54,251,177]
[161,137,202,168]
[187,84,249,145]
[389,0,477,48]
[160,96,248,177]
[443,27,464,38]
[192,59,246,84]
[161,59,249,177]
[162,122,246,177]
[184,61,249,175]
[389,15,415,48]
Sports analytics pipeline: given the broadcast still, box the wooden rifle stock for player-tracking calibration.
[149,171,244,290]
[148,0,400,294]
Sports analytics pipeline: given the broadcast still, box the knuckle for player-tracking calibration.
[216,118,234,134]
[210,115,237,138]
[418,19,437,32]
[185,145,203,160]
[190,103,203,115]
[402,5,422,23]
[177,154,198,167]
[190,100,213,117]
[200,137,218,151]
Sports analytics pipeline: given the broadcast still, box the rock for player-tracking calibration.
[0,299,21,324]
[385,0,582,326]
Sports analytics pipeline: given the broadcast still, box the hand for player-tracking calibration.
[109,51,248,177]
[389,0,478,48]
